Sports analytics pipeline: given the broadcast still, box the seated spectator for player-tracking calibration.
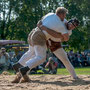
[0,47,10,71]
[10,54,18,63]
[40,57,58,74]
[9,49,15,60]
[8,54,18,70]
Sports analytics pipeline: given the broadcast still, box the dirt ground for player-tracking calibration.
[0,74,90,90]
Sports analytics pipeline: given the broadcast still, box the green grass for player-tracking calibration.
[38,67,90,75]
[57,67,90,75]
[0,67,90,75]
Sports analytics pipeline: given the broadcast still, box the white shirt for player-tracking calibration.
[0,55,6,64]
[42,13,68,42]
[0,53,9,64]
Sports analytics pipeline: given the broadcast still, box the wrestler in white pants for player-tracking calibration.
[12,44,47,83]
[19,45,77,78]
[19,45,47,70]
[53,48,77,78]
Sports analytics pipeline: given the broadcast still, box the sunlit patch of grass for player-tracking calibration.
[57,67,90,75]
[0,67,90,75]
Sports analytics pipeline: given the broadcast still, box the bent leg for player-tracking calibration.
[26,45,47,69]
[19,45,47,83]
[12,46,35,83]
[12,45,35,72]
[53,48,77,78]
[18,45,35,66]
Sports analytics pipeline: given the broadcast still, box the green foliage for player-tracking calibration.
[0,0,89,50]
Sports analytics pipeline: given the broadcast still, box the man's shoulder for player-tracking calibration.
[43,13,55,19]
[45,13,55,16]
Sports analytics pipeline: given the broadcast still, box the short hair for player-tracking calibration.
[68,18,79,27]
[56,7,68,14]
[1,47,6,50]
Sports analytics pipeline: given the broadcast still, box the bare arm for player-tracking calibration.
[62,33,69,41]
[37,20,63,38]
[40,25,70,42]
[45,62,49,68]
[40,25,64,38]
[37,21,69,42]
[37,20,42,27]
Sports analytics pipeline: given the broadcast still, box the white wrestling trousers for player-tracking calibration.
[53,48,77,78]
[19,45,47,69]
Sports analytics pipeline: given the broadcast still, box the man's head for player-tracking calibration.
[1,47,6,53]
[56,7,68,21]
[67,18,79,30]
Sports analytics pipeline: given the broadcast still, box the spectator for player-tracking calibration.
[9,49,15,60]
[0,47,10,71]
[77,53,82,67]
[74,54,81,67]
[40,57,58,74]
[16,50,25,60]
[8,54,18,70]
[87,53,90,65]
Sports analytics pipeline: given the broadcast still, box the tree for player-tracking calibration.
[63,0,90,50]
[0,0,89,50]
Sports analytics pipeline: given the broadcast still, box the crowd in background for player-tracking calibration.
[46,50,90,68]
[0,47,90,74]
[67,50,90,67]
